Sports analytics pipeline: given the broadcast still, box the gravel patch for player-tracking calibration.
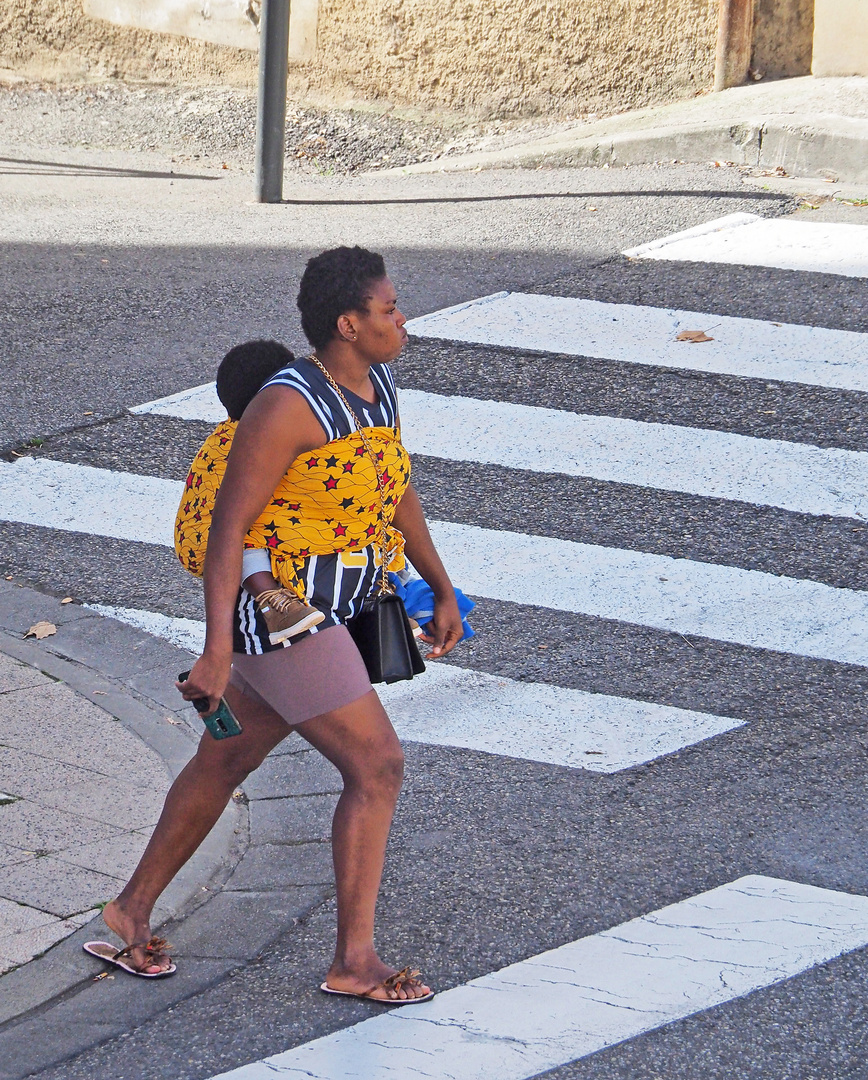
[0,80,575,174]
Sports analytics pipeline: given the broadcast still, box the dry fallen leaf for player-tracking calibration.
[676,330,714,343]
[61,596,73,604]
[25,621,57,640]
[4,575,12,580]
[165,716,182,725]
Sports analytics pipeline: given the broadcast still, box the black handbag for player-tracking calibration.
[307,356,425,685]
[347,592,426,684]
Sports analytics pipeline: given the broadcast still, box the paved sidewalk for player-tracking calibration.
[0,650,167,974]
[0,581,339,1080]
[388,75,868,188]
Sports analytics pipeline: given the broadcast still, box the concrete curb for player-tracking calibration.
[0,583,338,1080]
[383,117,868,186]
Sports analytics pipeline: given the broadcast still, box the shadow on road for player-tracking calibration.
[0,156,220,181]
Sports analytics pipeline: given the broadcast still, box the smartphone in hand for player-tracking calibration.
[178,671,243,739]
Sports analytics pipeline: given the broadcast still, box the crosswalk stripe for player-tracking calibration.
[130,382,223,423]
[428,520,868,667]
[131,382,868,521]
[86,603,745,773]
[4,456,868,667]
[207,876,868,1080]
[623,212,868,279]
[404,293,868,392]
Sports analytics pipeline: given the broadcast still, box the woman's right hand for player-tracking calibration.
[176,652,232,715]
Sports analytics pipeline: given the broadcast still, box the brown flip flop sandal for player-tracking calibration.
[320,966,434,1005]
[83,936,176,978]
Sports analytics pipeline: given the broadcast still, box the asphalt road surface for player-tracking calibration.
[2,143,868,1080]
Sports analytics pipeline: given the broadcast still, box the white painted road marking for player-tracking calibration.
[5,456,868,667]
[131,381,224,423]
[86,603,745,772]
[429,519,868,668]
[208,876,868,1080]
[132,383,868,521]
[405,293,868,392]
[623,212,868,279]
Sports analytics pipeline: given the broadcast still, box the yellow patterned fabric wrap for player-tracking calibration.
[175,419,410,594]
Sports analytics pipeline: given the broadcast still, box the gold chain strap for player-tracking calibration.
[307,355,393,595]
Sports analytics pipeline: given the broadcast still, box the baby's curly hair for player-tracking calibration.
[216,339,293,420]
[296,246,387,350]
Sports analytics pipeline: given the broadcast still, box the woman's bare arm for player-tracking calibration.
[179,386,325,710]
[392,483,463,658]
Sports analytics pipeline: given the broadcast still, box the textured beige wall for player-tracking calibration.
[0,0,257,84]
[1,0,720,118]
[312,0,720,116]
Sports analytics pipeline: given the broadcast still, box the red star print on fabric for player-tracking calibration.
[354,446,367,457]
[342,461,355,473]
[305,457,319,469]
[266,535,280,548]
[333,524,347,537]
[365,525,377,537]
[324,476,338,490]
[185,473,194,490]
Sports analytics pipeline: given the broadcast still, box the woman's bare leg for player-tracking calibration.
[296,690,431,1000]
[102,685,289,973]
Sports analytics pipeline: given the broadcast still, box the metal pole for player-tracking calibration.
[714,0,755,91]
[254,0,291,202]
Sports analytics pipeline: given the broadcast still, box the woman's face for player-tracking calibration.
[347,276,408,362]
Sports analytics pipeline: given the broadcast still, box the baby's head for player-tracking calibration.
[216,340,294,421]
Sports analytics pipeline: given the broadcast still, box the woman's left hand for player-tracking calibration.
[419,593,463,658]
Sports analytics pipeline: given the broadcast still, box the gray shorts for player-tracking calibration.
[229,624,373,727]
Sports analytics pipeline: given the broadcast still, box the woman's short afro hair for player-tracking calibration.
[296,246,387,350]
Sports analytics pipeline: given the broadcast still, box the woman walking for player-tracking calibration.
[96,246,463,1002]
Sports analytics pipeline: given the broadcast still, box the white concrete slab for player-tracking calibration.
[623,213,868,278]
[208,875,868,1080]
[405,293,868,392]
[132,383,868,521]
[84,604,746,772]
[5,457,868,667]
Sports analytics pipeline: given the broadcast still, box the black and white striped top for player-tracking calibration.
[233,358,400,655]
[263,356,400,440]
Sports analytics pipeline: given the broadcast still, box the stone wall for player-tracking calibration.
[0,0,257,85]
[1,0,819,118]
[310,0,719,117]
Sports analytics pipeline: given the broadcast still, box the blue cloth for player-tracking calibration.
[388,573,475,640]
